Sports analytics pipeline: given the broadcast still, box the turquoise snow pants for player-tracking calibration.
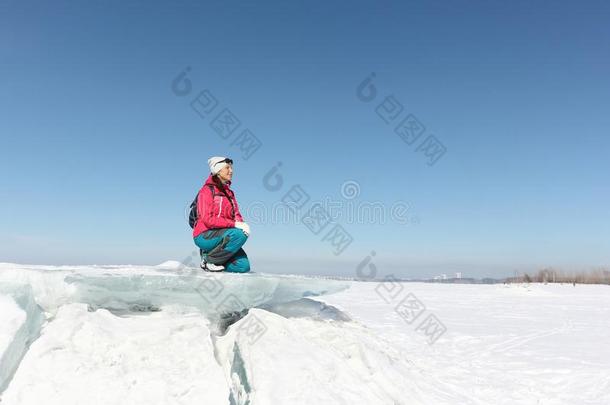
[193,227,250,273]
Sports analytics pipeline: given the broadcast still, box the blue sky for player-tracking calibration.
[1,0,609,278]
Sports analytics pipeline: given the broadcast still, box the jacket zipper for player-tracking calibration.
[217,196,223,217]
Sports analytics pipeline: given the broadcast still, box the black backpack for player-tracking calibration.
[188,184,235,228]
[188,194,199,229]
[188,185,211,229]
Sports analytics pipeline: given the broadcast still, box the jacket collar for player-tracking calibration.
[204,174,231,189]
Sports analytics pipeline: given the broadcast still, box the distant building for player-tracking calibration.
[455,272,462,279]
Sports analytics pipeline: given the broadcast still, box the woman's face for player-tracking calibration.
[217,163,233,182]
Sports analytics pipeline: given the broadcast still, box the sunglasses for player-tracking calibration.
[214,158,233,166]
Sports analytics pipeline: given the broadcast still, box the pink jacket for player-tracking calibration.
[193,174,244,237]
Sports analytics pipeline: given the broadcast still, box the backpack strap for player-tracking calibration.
[189,184,217,228]
[210,178,236,220]
[216,184,236,220]
[207,184,215,198]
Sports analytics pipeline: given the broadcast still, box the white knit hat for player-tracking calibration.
[208,156,232,175]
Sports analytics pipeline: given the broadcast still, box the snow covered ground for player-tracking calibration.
[0,262,608,404]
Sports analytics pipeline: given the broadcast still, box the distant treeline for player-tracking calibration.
[422,277,502,284]
[506,268,610,285]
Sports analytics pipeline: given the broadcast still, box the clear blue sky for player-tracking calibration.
[1,0,609,278]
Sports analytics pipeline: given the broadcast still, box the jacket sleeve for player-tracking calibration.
[233,192,244,222]
[198,187,236,229]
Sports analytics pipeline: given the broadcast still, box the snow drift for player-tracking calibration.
[1,262,609,404]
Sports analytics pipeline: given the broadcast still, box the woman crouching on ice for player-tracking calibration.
[192,156,251,272]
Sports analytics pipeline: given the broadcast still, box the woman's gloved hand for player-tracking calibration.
[235,221,250,236]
